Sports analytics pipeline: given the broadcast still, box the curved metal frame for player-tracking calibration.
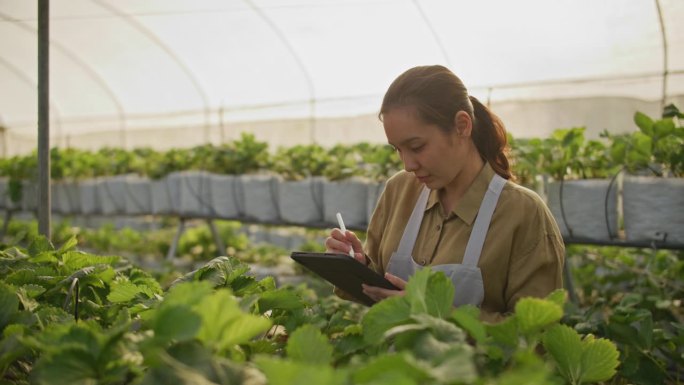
[0,56,63,151]
[412,0,451,67]
[92,0,212,142]
[244,0,317,142]
[655,0,669,109]
[0,10,126,147]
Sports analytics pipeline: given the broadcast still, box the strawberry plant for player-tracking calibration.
[564,245,684,384]
[0,235,623,385]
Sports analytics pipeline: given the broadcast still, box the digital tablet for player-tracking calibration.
[290,251,399,306]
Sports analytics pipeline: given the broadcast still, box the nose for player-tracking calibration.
[401,152,419,172]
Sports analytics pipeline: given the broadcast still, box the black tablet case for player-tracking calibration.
[290,251,399,306]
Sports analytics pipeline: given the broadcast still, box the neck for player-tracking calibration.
[439,155,485,215]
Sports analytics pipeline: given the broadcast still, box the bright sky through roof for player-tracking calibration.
[0,0,682,150]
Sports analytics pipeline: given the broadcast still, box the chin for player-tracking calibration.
[422,180,442,190]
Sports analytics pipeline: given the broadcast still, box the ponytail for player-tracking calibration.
[379,65,513,180]
[469,96,512,180]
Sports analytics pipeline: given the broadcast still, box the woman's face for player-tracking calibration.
[383,106,470,189]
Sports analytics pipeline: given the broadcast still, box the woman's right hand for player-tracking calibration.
[325,228,367,265]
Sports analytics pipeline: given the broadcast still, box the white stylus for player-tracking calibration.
[336,212,356,259]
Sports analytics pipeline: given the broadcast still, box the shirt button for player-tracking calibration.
[436,224,441,230]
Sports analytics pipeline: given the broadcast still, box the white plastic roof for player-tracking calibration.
[1,0,683,154]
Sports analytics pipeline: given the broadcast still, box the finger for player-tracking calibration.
[353,252,367,265]
[330,228,347,241]
[325,236,352,254]
[345,231,364,252]
[384,273,407,290]
[361,284,381,302]
[362,284,403,300]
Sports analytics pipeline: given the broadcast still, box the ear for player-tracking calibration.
[453,110,473,137]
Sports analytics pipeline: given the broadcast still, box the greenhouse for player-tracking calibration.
[0,1,682,384]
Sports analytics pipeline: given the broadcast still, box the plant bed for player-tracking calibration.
[54,181,82,215]
[240,174,280,223]
[208,173,243,219]
[97,175,128,215]
[546,179,618,240]
[123,175,153,216]
[623,176,684,244]
[276,176,325,226]
[79,179,101,215]
[322,178,369,229]
[150,177,174,215]
[167,170,214,218]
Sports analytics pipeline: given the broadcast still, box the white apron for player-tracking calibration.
[386,174,506,307]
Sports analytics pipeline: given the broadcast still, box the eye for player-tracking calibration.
[410,144,425,152]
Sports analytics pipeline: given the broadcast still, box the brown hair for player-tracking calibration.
[379,65,511,180]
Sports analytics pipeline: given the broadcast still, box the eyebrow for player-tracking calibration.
[388,137,423,148]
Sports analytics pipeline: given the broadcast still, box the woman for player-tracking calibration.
[325,65,565,322]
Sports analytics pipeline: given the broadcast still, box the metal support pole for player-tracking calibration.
[563,251,579,304]
[207,219,226,257]
[655,0,669,110]
[1,210,12,239]
[37,0,51,239]
[166,218,186,260]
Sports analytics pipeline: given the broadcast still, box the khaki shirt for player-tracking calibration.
[364,163,565,322]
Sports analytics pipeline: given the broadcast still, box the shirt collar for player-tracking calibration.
[425,162,496,226]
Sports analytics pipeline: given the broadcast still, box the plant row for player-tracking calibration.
[2,105,682,185]
[1,235,623,385]
[0,134,403,184]
[1,105,682,242]
[2,217,682,384]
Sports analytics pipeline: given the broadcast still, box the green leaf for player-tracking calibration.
[408,313,465,344]
[634,111,654,136]
[15,286,39,312]
[62,251,120,271]
[496,350,554,385]
[428,343,477,383]
[515,297,563,335]
[0,283,19,330]
[362,295,411,345]
[580,334,620,383]
[58,235,79,254]
[28,321,131,385]
[153,305,201,343]
[163,281,214,307]
[255,357,347,385]
[404,268,453,318]
[486,316,519,348]
[631,132,653,160]
[140,352,221,385]
[194,289,271,352]
[257,289,305,312]
[31,348,99,385]
[450,305,486,343]
[286,324,333,365]
[545,289,567,308]
[404,268,430,314]
[543,324,619,385]
[352,353,431,384]
[662,103,683,118]
[543,324,583,384]
[653,118,675,139]
[28,236,55,256]
[20,283,46,298]
[107,280,142,303]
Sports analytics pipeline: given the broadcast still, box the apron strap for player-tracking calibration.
[462,174,506,267]
[396,186,430,255]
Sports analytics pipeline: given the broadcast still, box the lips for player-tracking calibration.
[416,175,430,183]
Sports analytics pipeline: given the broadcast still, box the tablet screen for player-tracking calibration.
[290,251,399,306]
